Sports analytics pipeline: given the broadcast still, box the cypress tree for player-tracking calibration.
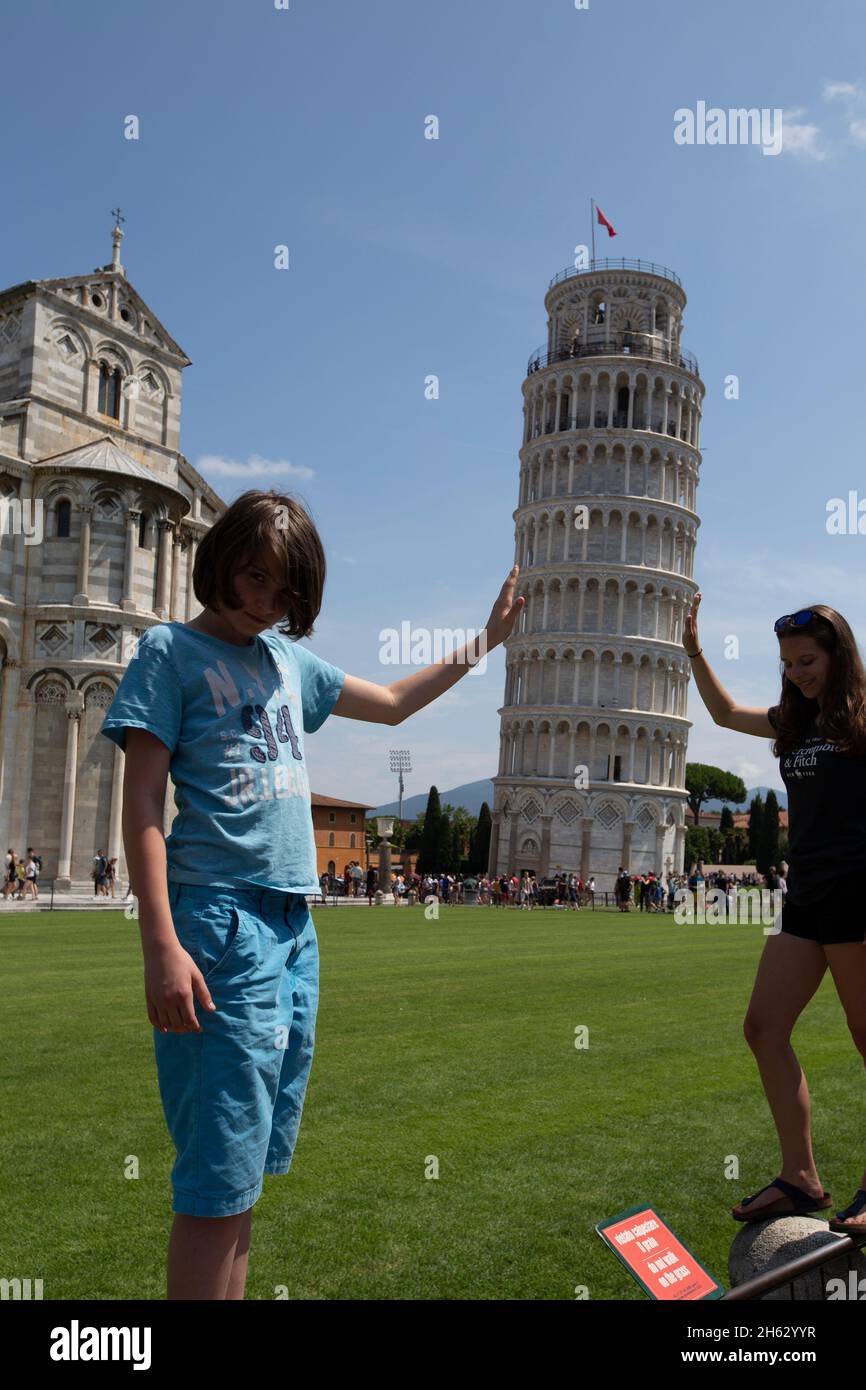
[758,790,780,876]
[473,803,492,874]
[417,787,441,874]
[748,794,764,862]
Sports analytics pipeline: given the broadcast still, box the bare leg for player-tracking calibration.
[732,931,828,1216]
[225,1208,252,1299]
[823,942,866,1226]
[167,1209,250,1300]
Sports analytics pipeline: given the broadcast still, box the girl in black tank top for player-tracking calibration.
[683,595,866,1233]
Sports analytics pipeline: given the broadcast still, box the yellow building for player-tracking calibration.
[312,795,418,884]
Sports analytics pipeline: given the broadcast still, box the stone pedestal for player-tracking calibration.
[729,1216,865,1299]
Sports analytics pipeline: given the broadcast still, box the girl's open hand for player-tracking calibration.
[484,565,525,650]
[683,591,702,657]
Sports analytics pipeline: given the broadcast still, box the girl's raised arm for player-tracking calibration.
[684,592,776,739]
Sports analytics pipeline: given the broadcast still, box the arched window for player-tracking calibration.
[98,361,123,419]
[56,498,71,538]
[350,833,356,849]
[138,512,149,548]
[328,832,335,847]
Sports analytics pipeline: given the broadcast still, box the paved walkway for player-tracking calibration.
[0,890,395,912]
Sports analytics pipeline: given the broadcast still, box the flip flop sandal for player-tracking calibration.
[732,1175,833,1222]
[829,1189,866,1236]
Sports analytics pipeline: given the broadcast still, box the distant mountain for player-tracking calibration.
[372,779,787,821]
[702,785,787,813]
[372,778,494,820]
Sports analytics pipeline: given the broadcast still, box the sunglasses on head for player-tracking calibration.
[774,609,819,634]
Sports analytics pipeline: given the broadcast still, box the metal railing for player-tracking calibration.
[526,335,699,377]
[721,1229,865,1300]
[528,413,694,441]
[549,258,682,289]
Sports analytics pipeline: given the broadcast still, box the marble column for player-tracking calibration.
[107,740,125,869]
[155,520,174,618]
[488,812,501,877]
[0,657,20,851]
[73,504,93,605]
[56,694,84,889]
[621,820,634,873]
[121,510,140,611]
[170,529,183,619]
[539,813,553,876]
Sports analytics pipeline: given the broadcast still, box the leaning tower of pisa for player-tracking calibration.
[487,258,704,893]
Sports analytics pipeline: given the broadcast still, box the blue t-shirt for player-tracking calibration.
[100,621,346,894]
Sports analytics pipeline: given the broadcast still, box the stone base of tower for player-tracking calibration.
[488,780,688,895]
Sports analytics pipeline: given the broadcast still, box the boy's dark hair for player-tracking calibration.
[193,490,326,639]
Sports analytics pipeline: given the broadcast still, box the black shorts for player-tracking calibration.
[780,872,865,945]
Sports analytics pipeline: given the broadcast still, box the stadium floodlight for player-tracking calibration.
[389,749,412,825]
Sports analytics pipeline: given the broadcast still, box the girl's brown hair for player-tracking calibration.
[192,490,326,639]
[772,603,866,756]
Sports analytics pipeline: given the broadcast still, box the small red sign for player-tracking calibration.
[597,1205,724,1300]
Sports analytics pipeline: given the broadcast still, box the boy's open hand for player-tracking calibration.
[144,944,216,1034]
[483,565,525,650]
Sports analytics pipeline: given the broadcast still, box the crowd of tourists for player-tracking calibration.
[91,850,119,897]
[3,846,123,901]
[319,860,787,910]
[2,847,42,901]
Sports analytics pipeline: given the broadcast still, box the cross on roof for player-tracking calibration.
[111,207,125,230]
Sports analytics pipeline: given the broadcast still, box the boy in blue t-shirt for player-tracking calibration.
[100,487,524,1300]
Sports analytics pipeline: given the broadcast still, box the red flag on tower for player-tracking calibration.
[596,205,617,238]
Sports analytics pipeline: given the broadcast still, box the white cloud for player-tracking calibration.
[779,108,827,160]
[820,80,866,148]
[823,80,861,101]
[196,452,314,480]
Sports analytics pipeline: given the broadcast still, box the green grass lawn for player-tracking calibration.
[1,902,862,1300]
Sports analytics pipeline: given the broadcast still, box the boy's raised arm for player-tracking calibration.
[332,565,525,726]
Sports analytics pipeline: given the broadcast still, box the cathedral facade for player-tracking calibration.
[0,226,224,888]
[488,259,704,891]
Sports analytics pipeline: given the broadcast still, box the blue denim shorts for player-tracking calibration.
[155,881,319,1217]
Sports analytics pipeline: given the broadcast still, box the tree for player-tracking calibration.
[447,805,473,867]
[450,818,464,871]
[436,811,452,872]
[722,828,749,864]
[403,812,424,857]
[719,805,735,835]
[757,790,781,876]
[685,764,747,825]
[748,794,764,863]
[417,787,442,874]
[471,803,492,874]
[685,826,710,868]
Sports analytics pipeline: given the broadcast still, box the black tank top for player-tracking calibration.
[769,705,866,905]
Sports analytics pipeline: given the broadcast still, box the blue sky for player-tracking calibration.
[4,0,866,810]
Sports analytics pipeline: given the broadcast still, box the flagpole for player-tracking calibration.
[590,197,596,265]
